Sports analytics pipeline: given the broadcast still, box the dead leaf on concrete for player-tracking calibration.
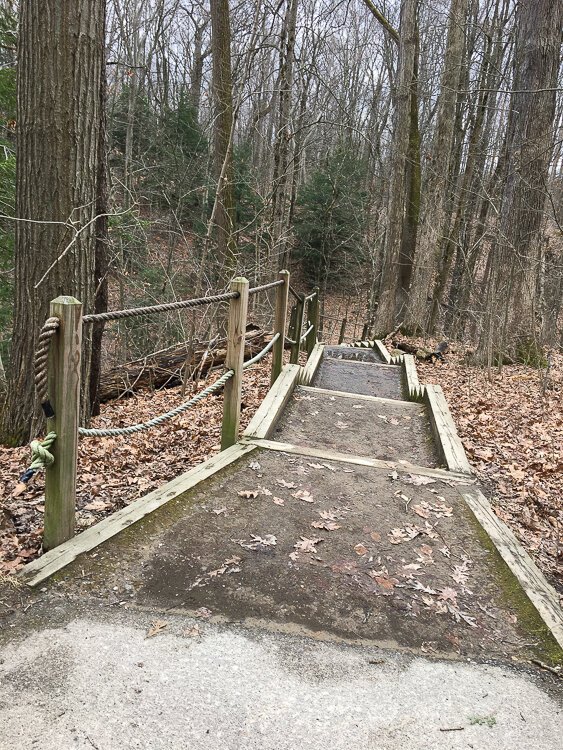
[294,536,323,554]
[237,490,259,499]
[354,543,368,556]
[277,479,297,489]
[292,489,314,503]
[146,620,168,638]
[273,496,285,506]
[311,520,341,531]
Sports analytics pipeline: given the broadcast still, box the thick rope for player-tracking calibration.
[34,317,59,419]
[242,333,279,368]
[82,291,239,324]
[78,369,234,437]
[78,334,279,438]
[300,324,314,343]
[248,279,284,295]
[19,431,57,483]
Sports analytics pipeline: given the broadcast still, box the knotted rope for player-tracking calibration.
[19,431,56,483]
[34,316,59,418]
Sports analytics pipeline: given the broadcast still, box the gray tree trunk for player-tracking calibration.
[1,0,105,446]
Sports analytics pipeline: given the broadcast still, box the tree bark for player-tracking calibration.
[478,0,563,363]
[1,0,106,446]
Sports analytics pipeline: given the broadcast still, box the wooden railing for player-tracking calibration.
[36,270,320,550]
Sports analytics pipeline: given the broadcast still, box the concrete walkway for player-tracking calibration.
[1,343,562,748]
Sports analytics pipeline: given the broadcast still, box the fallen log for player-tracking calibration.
[98,325,265,403]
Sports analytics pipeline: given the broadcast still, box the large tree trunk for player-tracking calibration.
[0,0,106,446]
[372,0,419,336]
[210,0,236,285]
[478,0,563,363]
[405,0,470,333]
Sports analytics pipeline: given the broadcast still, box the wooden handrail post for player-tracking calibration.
[44,296,82,551]
[288,304,297,340]
[271,269,290,384]
[290,295,304,364]
[221,277,249,450]
[306,287,320,356]
[338,317,347,344]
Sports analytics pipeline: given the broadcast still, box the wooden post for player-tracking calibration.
[288,303,297,341]
[290,294,304,364]
[306,287,320,356]
[43,296,82,551]
[338,317,347,344]
[271,269,290,385]
[361,323,369,341]
[221,277,249,450]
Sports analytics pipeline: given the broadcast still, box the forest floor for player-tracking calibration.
[0,334,561,606]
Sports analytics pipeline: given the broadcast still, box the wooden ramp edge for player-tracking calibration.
[461,487,563,649]
[20,442,257,588]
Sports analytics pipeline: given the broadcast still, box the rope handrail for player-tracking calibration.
[289,284,302,301]
[78,333,280,438]
[242,332,279,369]
[82,291,239,324]
[78,369,235,437]
[300,323,314,343]
[248,279,284,295]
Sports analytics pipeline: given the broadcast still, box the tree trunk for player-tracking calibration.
[477,0,563,363]
[405,0,470,333]
[210,0,236,284]
[372,0,419,336]
[1,0,105,446]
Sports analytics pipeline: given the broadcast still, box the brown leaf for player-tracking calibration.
[146,620,168,638]
[354,543,368,556]
[292,489,314,503]
[277,479,296,488]
[273,496,285,506]
[294,536,322,554]
[237,490,259,499]
[311,520,341,531]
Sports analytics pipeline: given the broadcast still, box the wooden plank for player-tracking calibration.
[271,269,290,385]
[299,343,324,386]
[306,288,319,356]
[403,354,425,402]
[243,363,301,439]
[221,278,249,449]
[322,357,401,371]
[44,296,82,551]
[21,442,257,588]
[243,437,471,481]
[373,339,392,364]
[425,384,472,474]
[461,487,563,649]
[298,384,420,408]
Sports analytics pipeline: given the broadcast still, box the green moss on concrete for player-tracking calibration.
[465,505,563,666]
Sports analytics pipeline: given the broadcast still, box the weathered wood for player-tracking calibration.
[424,384,472,474]
[461,487,563,649]
[337,317,347,344]
[243,363,301,439]
[44,296,82,551]
[290,295,304,364]
[299,343,324,386]
[306,288,319,356]
[98,326,265,402]
[373,339,392,364]
[221,277,249,450]
[271,269,290,384]
[403,353,424,401]
[21,442,257,587]
[298,384,420,407]
[243,437,472,481]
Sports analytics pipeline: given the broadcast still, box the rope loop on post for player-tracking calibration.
[34,317,60,419]
[19,431,57,483]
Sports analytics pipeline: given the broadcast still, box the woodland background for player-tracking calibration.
[0,1,561,592]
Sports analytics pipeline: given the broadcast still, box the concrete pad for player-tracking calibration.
[313,357,405,399]
[0,608,561,750]
[275,388,441,467]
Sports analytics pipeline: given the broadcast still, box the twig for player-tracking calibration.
[531,659,562,678]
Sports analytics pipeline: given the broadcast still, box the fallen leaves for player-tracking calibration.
[294,536,323,554]
[291,489,314,503]
[146,620,168,638]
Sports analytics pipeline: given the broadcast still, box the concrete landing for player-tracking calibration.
[1,607,561,750]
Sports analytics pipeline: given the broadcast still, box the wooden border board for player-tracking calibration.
[243,363,301,439]
[20,442,257,588]
[242,436,472,482]
[424,384,472,474]
[373,339,392,364]
[403,354,425,401]
[299,343,324,386]
[298,384,420,408]
[461,487,563,649]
